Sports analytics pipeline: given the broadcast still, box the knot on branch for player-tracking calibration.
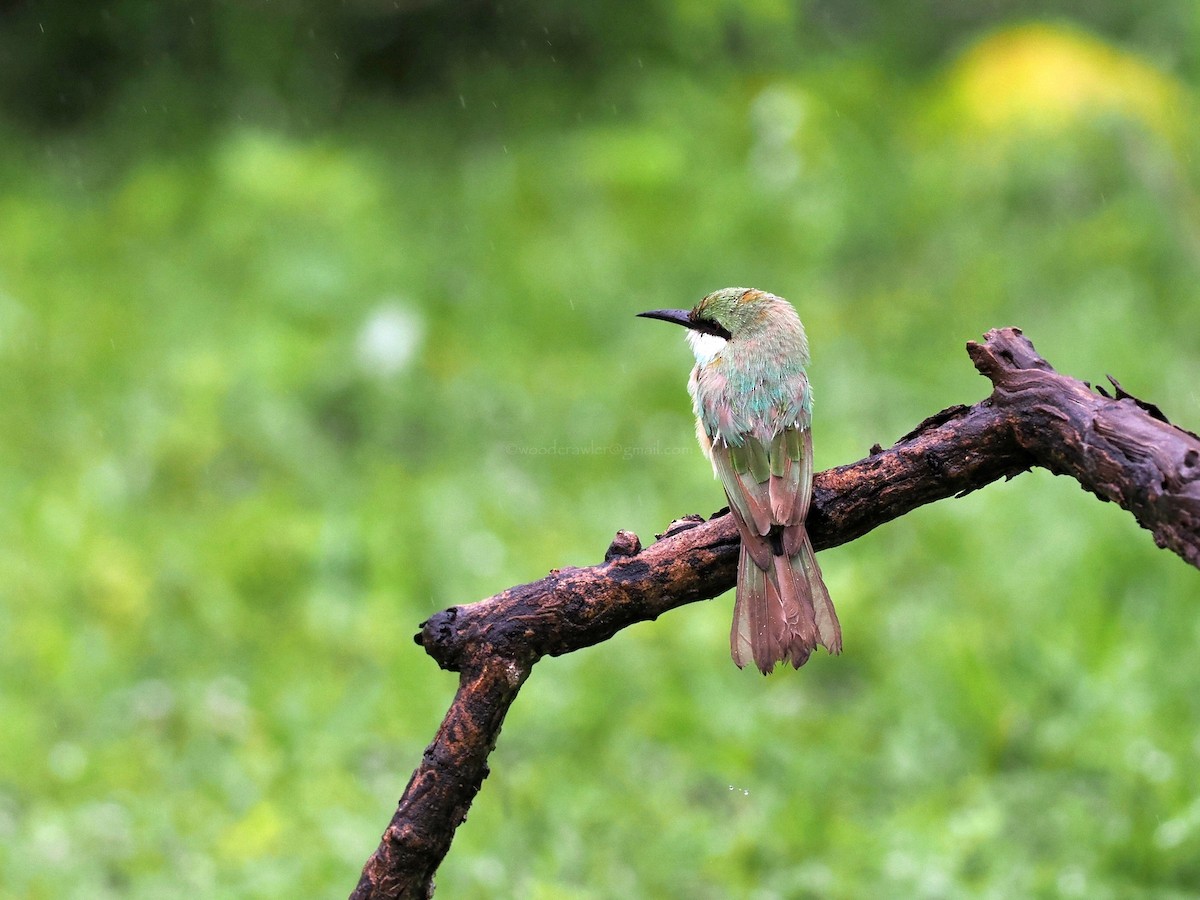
[605,529,642,560]
[966,326,1051,388]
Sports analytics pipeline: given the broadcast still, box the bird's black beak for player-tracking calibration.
[637,309,694,328]
[637,309,732,340]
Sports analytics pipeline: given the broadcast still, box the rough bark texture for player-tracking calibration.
[351,327,1200,899]
[967,333,1200,566]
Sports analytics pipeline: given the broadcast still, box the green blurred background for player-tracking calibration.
[2,2,1199,897]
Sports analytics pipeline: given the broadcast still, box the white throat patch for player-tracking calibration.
[686,330,727,365]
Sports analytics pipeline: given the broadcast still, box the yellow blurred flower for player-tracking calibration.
[945,23,1190,142]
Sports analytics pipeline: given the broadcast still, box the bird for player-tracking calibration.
[639,287,840,674]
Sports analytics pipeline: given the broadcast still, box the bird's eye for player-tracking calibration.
[689,315,732,341]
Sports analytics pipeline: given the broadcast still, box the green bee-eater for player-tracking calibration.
[639,287,841,674]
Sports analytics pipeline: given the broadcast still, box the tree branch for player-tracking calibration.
[350,327,1200,899]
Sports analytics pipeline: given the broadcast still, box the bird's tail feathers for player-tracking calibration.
[730,527,841,674]
[795,529,841,655]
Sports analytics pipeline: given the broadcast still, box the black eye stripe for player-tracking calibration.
[689,316,732,340]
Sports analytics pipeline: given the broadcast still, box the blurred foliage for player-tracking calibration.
[1,2,1199,897]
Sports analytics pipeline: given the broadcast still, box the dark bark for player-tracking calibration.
[351,327,1200,899]
[966,332,1200,566]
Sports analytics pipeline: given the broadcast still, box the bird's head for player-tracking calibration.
[638,287,801,363]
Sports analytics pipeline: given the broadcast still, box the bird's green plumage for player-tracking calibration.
[640,286,840,674]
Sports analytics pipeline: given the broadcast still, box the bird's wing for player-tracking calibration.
[710,422,813,567]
